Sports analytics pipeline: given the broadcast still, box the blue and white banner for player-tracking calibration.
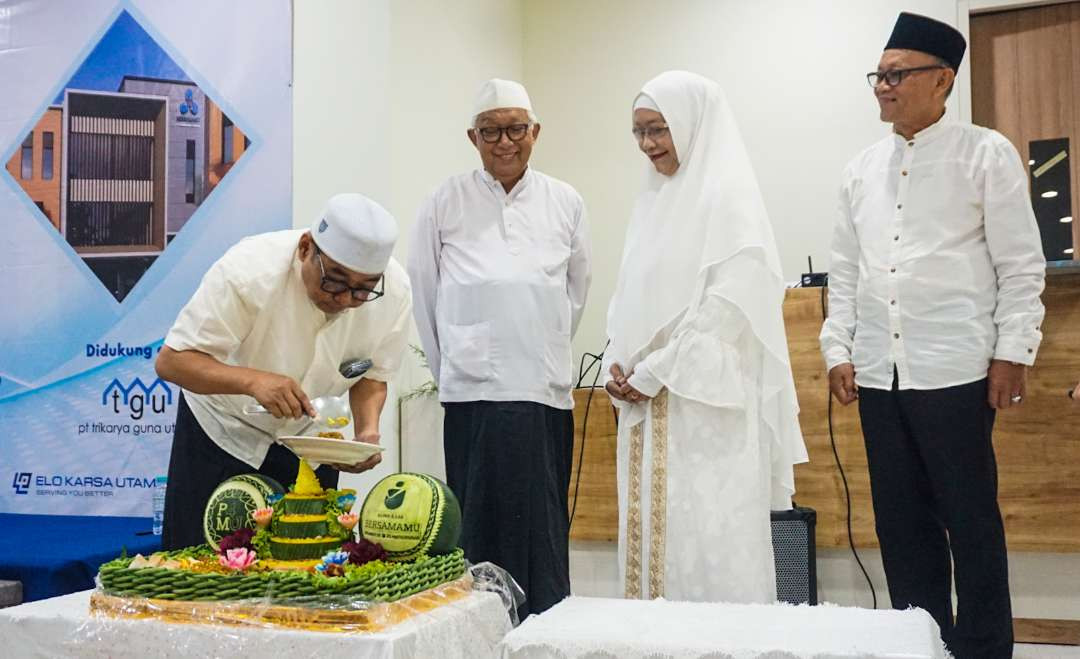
[0,0,292,515]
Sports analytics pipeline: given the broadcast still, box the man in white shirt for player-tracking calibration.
[156,193,411,550]
[820,13,1044,659]
[408,79,591,616]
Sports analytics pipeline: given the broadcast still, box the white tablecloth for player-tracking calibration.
[0,589,511,658]
[498,597,946,659]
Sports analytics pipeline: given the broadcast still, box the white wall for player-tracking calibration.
[293,0,392,227]
[387,0,524,233]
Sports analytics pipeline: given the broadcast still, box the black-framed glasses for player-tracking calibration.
[315,250,384,301]
[866,66,948,88]
[474,123,532,144]
[632,124,670,142]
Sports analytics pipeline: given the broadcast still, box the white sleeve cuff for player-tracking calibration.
[823,347,853,373]
[628,361,664,398]
[993,337,1038,366]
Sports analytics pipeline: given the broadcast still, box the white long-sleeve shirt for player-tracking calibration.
[820,118,1046,391]
[408,168,591,410]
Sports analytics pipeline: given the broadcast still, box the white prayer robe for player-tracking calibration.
[605,72,807,604]
[611,266,783,603]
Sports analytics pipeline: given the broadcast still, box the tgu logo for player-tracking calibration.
[12,472,32,495]
[102,377,173,420]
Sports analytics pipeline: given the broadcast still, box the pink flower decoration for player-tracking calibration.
[219,547,257,571]
[252,507,273,529]
[337,512,359,531]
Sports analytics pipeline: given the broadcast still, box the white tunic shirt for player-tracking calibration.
[164,229,412,467]
[409,168,591,410]
[820,118,1046,391]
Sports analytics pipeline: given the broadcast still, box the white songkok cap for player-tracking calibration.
[470,78,538,126]
[310,193,398,274]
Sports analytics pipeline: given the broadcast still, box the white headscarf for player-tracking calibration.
[607,70,807,500]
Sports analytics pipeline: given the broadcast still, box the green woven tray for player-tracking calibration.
[98,548,465,604]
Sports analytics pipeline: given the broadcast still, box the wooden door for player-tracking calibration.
[971,1,1080,262]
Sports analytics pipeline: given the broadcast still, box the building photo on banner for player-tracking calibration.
[2,0,1080,658]
[0,0,290,519]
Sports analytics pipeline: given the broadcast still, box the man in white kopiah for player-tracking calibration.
[156,193,412,550]
[604,70,807,603]
[819,12,1045,658]
[408,78,591,616]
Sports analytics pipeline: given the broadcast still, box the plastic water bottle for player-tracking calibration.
[152,475,167,536]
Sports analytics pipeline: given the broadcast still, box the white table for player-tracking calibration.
[498,596,946,659]
[0,589,511,658]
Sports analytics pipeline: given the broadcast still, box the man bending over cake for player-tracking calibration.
[155,193,412,551]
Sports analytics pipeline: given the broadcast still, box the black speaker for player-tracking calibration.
[771,506,817,605]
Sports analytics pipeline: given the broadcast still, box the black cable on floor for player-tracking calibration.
[820,284,878,609]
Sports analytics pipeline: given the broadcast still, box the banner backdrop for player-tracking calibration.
[0,0,292,515]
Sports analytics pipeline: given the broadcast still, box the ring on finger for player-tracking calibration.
[1010,394,1022,403]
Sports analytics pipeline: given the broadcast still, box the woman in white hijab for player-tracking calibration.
[604,71,808,603]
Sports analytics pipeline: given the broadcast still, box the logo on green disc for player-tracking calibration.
[202,478,272,549]
[361,472,461,560]
[384,481,407,509]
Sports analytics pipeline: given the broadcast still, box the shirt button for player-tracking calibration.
[896,204,903,210]
[890,299,896,305]
[907,141,914,147]
[894,333,900,339]
[901,170,908,176]
[890,267,896,273]
[1027,348,1034,354]
[894,235,900,241]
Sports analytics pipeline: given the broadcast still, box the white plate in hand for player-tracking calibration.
[276,436,384,464]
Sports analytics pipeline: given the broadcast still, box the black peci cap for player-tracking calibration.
[885,12,967,71]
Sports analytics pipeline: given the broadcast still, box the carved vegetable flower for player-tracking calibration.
[337,512,358,532]
[341,539,387,566]
[252,507,273,529]
[315,551,350,577]
[218,528,255,555]
[219,547,257,571]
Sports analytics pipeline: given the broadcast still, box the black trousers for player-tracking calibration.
[161,393,339,551]
[443,401,573,618]
[858,376,1012,659]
